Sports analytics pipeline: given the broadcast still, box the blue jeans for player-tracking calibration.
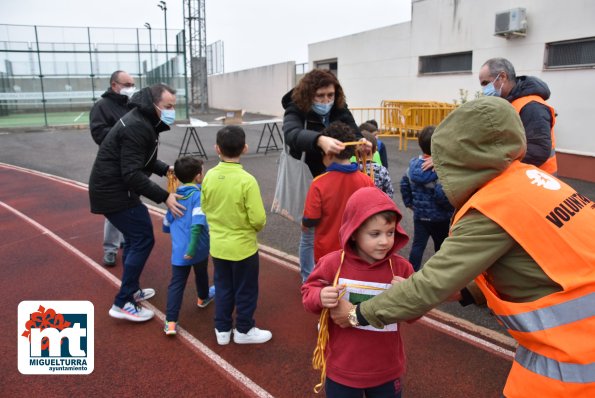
[166,258,209,322]
[103,218,123,254]
[213,252,259,333]
[299,227,315,282]
[325,377,402,398]
[105,204,155,308]
[409,219,450,272]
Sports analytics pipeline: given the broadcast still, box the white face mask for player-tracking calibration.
[119,86,136,98]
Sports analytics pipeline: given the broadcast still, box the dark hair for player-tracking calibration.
[359,122,378,134]
[322,121,356,159]
[357,211,398,236]
[365,119,379,129]
[418,125,435,155]
[216,125,246,157]
[110,70,124,84]
[373,210,397,224]
[291,69,346,113]
[361,131,377,153]
[150,83,177,104]
[482,57,516,81]
[174,156,203,184]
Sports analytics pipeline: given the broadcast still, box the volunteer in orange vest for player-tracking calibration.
[329,97,595,397]
[478,57,557,174]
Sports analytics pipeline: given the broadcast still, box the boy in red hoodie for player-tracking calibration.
[302,187,413,397]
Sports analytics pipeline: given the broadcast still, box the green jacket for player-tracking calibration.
[360,97,561,328]
[201,161,266,261]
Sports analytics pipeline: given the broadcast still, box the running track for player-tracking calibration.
[0,163,514,397]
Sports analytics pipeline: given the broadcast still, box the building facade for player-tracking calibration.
[308,0,595,181]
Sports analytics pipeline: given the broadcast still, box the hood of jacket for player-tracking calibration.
[129,86,170,134]
[339,187,409,257]
[281,89,294,110]
[431,96,526,210]
[507,75,551,102]
[176,183,200,198]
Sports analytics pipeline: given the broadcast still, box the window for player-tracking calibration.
[419,51,472,75]
[314,59,338,76]
[545,37,595,69]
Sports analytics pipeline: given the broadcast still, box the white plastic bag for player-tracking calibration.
[271,140,313,224]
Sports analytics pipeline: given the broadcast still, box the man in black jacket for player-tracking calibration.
[89,83,185,322]
[89,70,135,267]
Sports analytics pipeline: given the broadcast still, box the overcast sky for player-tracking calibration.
[1,0,412,73]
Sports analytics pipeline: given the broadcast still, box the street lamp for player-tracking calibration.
[157,1,168,80]
[144,23,153,70]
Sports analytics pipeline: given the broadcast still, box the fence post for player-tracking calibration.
[33,26,48,127]
[87,27,97,103]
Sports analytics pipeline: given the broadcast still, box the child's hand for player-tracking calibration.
[422,156,434,171]
[391,275,406,285]
[320,284,345,308]
[183,254,193,260]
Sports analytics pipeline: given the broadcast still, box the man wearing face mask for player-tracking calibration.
[479,58,557,174]
[89,70,136,267]
[89,83,185,322]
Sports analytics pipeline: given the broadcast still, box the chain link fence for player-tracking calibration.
[0,24,188,128]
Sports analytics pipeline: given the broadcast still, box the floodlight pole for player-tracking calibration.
[144,23,153,71]
[158,1,169,82]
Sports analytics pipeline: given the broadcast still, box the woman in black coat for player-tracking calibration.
[281,69,362,282]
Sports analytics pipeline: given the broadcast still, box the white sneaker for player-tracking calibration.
[133,288,155,302]
[215,328,232,345]
[109,302,154,322]
[233,327,272,344]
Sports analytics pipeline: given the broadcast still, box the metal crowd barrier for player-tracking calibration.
[351,101,457,151]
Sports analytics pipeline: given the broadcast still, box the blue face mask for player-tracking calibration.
[482,74,503,97]
[158,108,176,125]
[312,101,334,116]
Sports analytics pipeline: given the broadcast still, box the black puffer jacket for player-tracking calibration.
[89,88,130,145]
[506,75,554,167]
[281,89,360,177]
[89,87,170,214]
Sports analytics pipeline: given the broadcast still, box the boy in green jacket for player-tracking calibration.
[201,125,272,345]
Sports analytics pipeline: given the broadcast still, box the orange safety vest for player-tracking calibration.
[452,161,595,397]
[511,95,558,174]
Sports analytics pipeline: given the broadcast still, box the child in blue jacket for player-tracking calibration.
[162,156,214,336]
[400,126,454,271]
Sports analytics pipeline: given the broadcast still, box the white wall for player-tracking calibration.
[207,61,295,117]
[308,0,595,155]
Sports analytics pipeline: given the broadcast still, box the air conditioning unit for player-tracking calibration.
[494,8,527,38]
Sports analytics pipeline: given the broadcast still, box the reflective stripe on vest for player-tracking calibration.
[516,345,595,383]
[452,161,595,393]
[496,291,595,332]
[511,95,557,174]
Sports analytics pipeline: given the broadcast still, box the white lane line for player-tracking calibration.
[419,316,515,359]
[73,112,85,122]
[0,200,274,398]
[1,162,516,362]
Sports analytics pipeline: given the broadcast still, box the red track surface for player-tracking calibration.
[0,163,512,397]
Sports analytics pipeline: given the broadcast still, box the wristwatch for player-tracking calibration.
[347,304,360,327]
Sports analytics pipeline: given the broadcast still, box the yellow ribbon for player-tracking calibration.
[167,170,178,193]
[343,141,374,181]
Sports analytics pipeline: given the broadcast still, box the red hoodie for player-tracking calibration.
[302,187,413,389]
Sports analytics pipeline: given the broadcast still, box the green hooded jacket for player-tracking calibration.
[360,97,561,327]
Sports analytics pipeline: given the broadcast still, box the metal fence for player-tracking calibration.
[0,24,188,128]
